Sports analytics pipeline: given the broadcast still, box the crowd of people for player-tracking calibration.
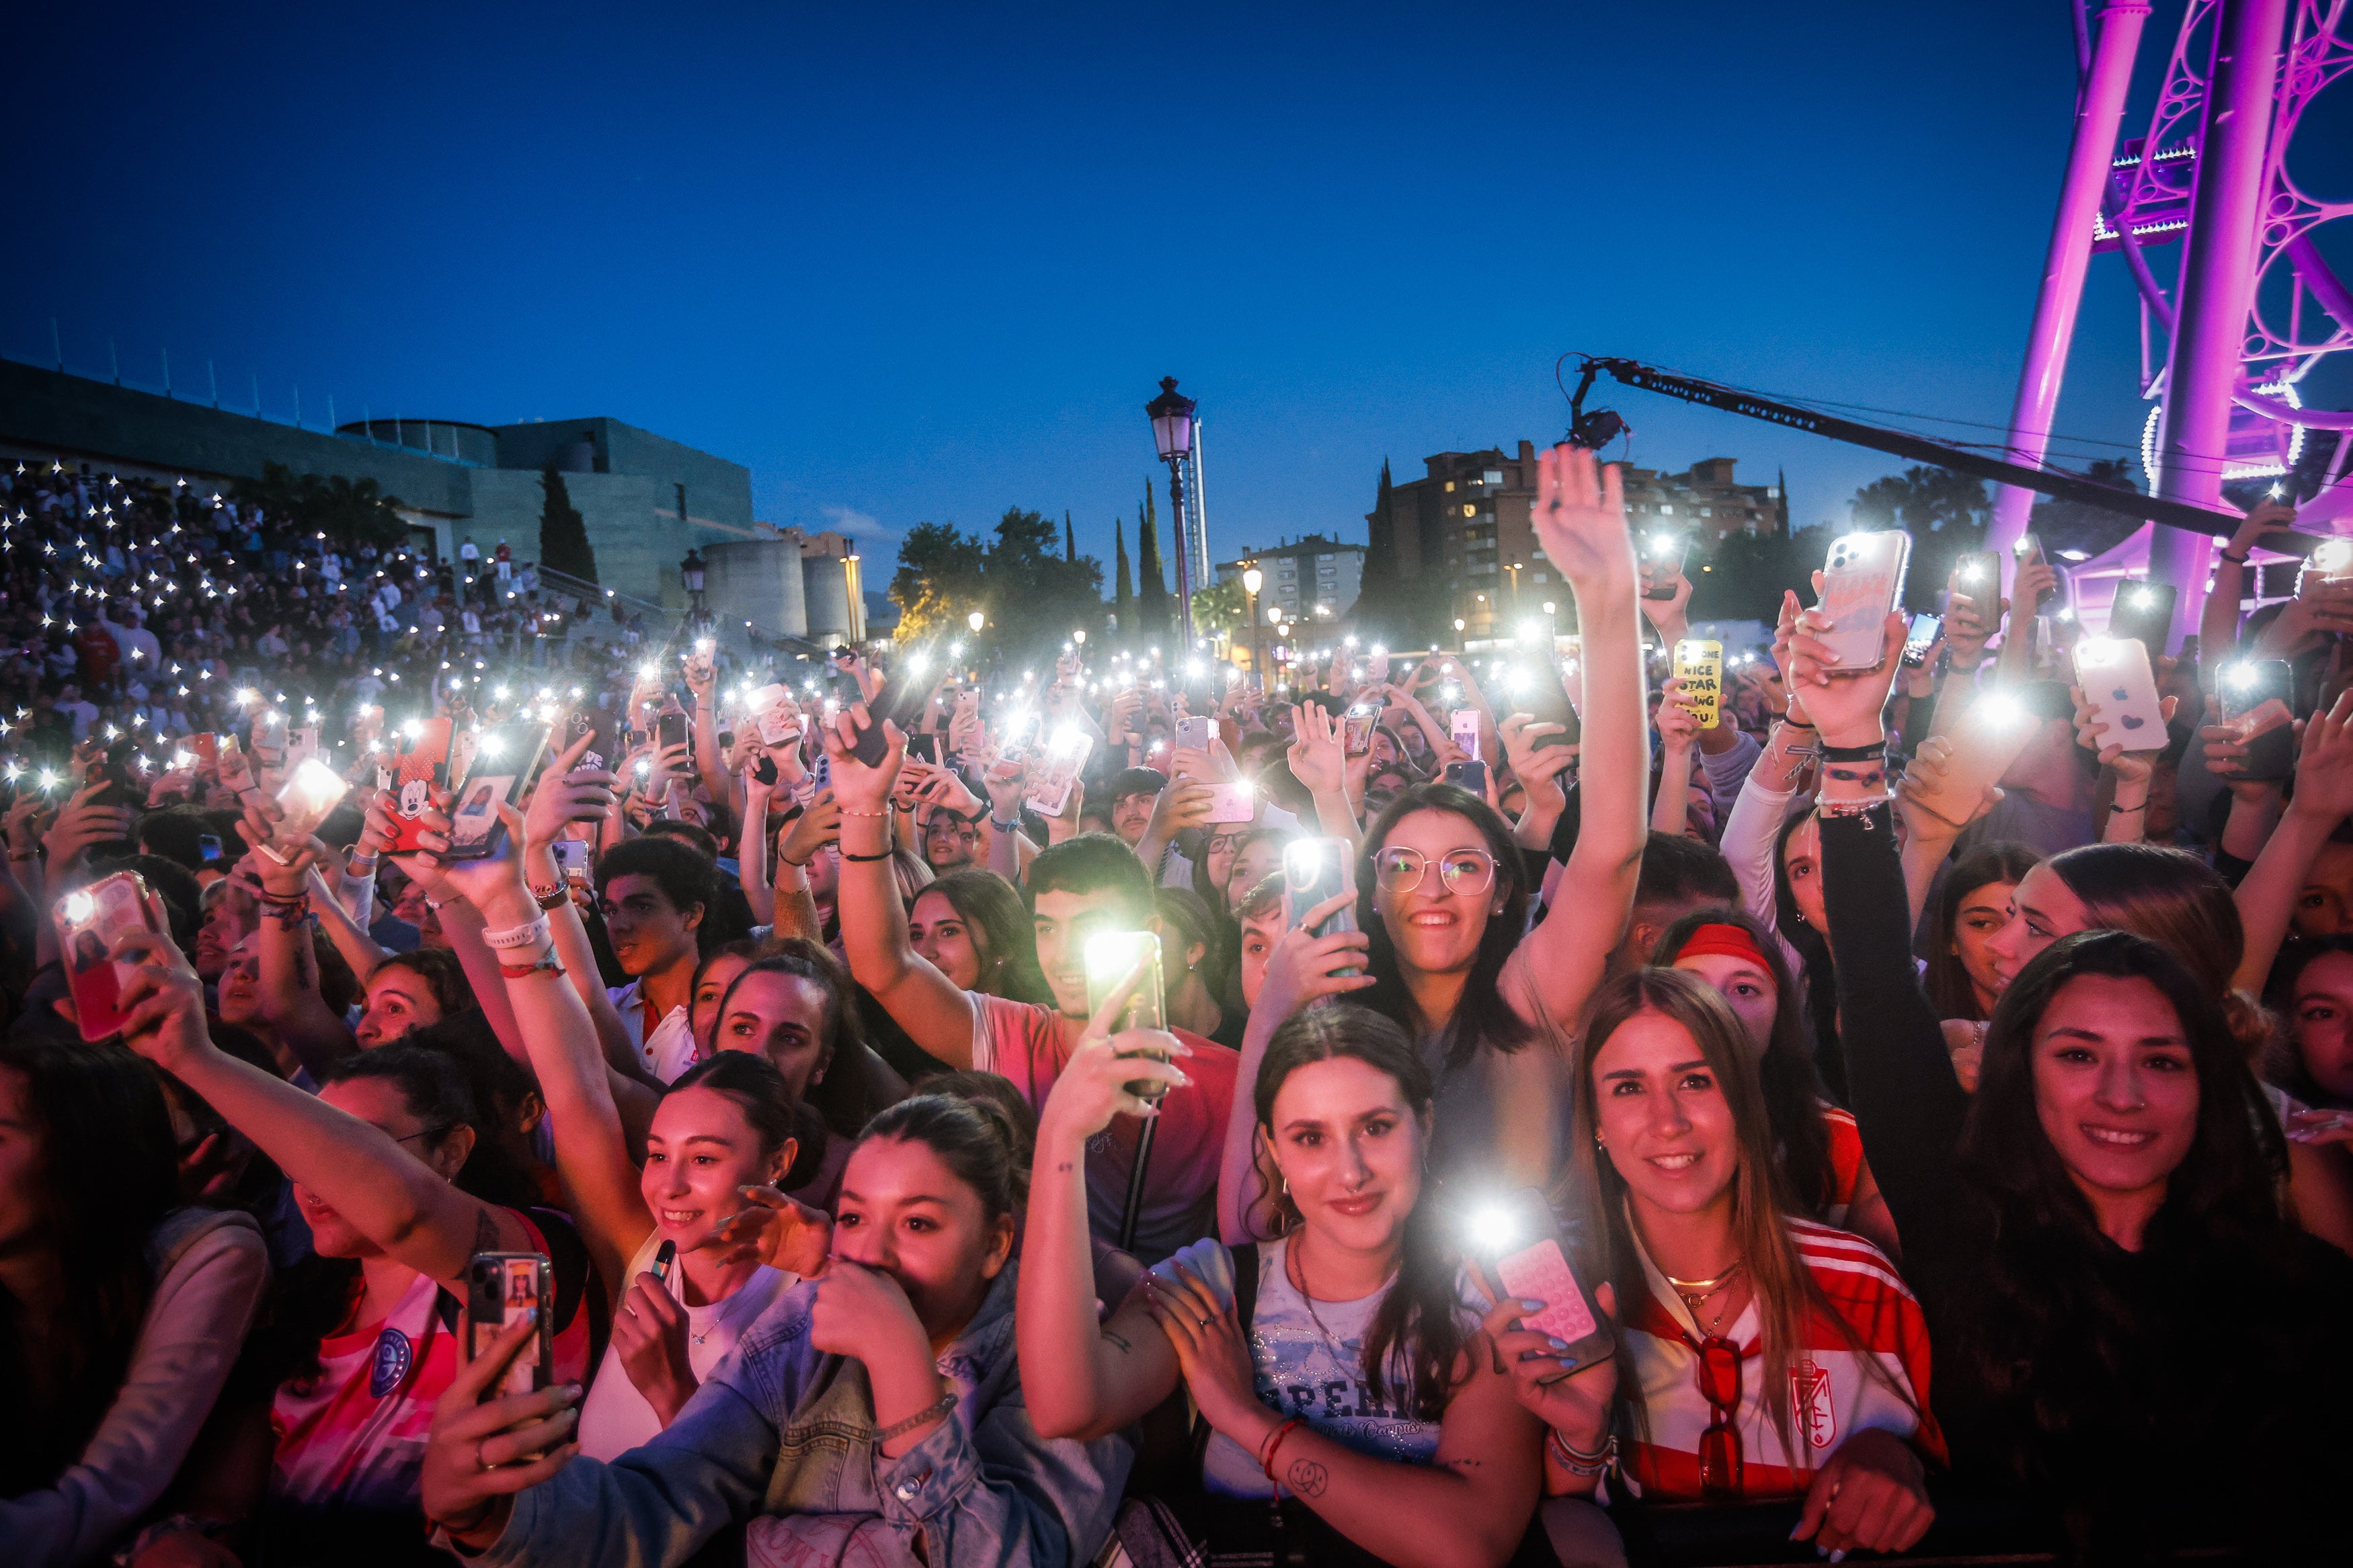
[3,444,2350,1567]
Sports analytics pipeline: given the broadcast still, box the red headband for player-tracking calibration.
[1676,922,1771,971]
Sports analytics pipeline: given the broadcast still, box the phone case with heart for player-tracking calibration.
[2077,637,2168,753]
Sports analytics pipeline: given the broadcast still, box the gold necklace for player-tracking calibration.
[1664,1258,1744,1294]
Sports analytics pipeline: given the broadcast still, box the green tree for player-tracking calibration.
[1190,574,1248,642]
[1849,464,1989,597]
[1135,482,1171,648]
[1064,511,1078,561]
[537,468,597,584]
[889,520,988,644]
[231,462,409,549]
[1113,517,1136,639]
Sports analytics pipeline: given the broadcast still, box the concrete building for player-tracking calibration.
[0,360,757,613]
[1213,534,1366,627]
[1365,443,1781,639]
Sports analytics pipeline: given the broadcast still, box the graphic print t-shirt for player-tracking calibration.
[1199,1236,1479,1497]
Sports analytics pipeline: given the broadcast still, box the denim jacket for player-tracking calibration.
[471,1262,1131,1568]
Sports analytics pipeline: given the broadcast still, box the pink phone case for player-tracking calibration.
[1495,1240,1598,1343]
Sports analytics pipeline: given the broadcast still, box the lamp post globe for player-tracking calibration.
[967,610,986,633]
[1145,376,1201,649]
[1240,564,1265,691]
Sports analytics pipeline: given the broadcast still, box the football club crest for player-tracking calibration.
[369,1326,413,1397]
[1792,1358,1836,1450]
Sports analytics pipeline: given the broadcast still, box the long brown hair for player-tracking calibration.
[1927,841,2040,1022]
[1563,970,1904,1464]
[2042,843,2268,1057]
[1251,1003,1470,1421]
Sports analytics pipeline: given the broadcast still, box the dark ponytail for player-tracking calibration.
[857,1092,1026,1220]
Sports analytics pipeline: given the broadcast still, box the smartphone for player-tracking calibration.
[385,718,454,855]
[1640,532,1689,600]
[905,733,940,766]
[570,707,618,774]
[1175,715,1213,755]
[1950,549,2003,610]
[850,670,911,768]
[1343,705,1378,757]
[1449,708,1481,756]
[253,709,289,754]
[2297,538,2353,599]
[2075,638,2169,753]
[443,722,553,860]
[1282,837,1357,944]
[1901,613,1943,667]
[1819,531,1912,671]
[1470,1189,1616,1374]
[1205,778,1257,825]
[1443,758,1488,795]
[1672,639,1724,729]
[191,733,220,767]
[2219,659,2298,782]
[2013,533,2055,612]
[551,837,592,888]
[288,727,321,769]
[748,684,801,747]
[56,872,160,1042]
[466,1253,555,1403]
[197,832,223,864]
[1515,654,1579,748]
[1083,930,1171,1101]
[257,760,352,864]
[1023,727,1094,818]
[655,710,688,753]
[2104,581,2178,656]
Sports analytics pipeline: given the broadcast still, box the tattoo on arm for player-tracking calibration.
[1101,1329,1133,1354]
[1286,1458,1329,1498]
[471,1205,501,1257]
[1055,1161,1074,1173]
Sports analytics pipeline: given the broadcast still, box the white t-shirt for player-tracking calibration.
[1198,1235,1472,1497]
[577,1230,795,1460]
[608,981,699,1083]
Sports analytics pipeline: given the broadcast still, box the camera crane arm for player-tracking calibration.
[1569,355,2272,544]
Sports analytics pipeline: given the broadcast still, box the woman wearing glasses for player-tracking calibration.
[1254,445,1651,1190]
[1511,968,1938,1557]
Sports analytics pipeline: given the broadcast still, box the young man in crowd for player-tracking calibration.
[593,836,710,1083]
[832,720,1236,1263]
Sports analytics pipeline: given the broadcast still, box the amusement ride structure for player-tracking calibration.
[1574,1,2353,641]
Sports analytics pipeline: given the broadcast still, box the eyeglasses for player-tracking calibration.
[1371,845,1497,897]
[1692,1334,1745,1501]
[1206,833,1246,855]
[394,1124,454,1147]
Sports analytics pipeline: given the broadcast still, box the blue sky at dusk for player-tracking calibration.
[10,1,2329,572]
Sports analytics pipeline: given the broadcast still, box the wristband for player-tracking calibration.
[839,806,889,819]
[1548,1428,1616,1477]
[842,848,894,863]
[497,954,565,981]
[1260,1417,1306,1483]
[2219,548,2251,565]
[1816,792,1893,820]
[529,881,570,910]
[1820,741,1887,762]
[989,817,1021,834]
[482,915,553,952]
[2107,801,2146,814]
[872,1391,957,1444]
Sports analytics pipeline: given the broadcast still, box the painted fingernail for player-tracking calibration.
[1523,1299,1545,1311]
[1548,1337,1569,1350]
[1558,1355,1579,1368]
[1829,1553,1847,1564]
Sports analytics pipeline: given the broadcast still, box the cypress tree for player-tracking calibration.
[1136,482,1171,646]
[1113,518,1136,638]
[1064,511,1077,561]
[538,467,596,583]
[1776,466,1790,536]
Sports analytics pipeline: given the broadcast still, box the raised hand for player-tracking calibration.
[817,704,903,815]
[1286,703,1349,797]
[524,731,616,850]
[1250,895,1376,1027]
[2286,688,2353,827]
[1478,1282,1618,1454]
[1654,677,1702,756]
[1786,602,1907,750]
[1498,714,1574,815]
[610,1269,696,1424]
[2071,686,2178,784]
[420,1311,583,1549]
[1529,444,1638,589]
[42,781,136,873]
[1036,958,1193,1145]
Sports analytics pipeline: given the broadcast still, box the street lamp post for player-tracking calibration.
[1146,377,1199,650]
[1242,563,1264,689]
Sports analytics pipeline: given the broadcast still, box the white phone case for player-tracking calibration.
[1819,531,1912,671]
[1450,709,1481,754]
[2077,637,2169,753]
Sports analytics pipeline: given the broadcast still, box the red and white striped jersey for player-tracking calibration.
[1822,1106,1865,1226]
[1618,1217,1945,1501]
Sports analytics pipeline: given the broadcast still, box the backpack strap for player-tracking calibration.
[1230,1241,1261,1332]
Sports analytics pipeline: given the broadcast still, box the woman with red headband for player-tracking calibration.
[1651,909,1899,1259]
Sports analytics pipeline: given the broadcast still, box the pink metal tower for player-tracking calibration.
[1989,0,2353,640]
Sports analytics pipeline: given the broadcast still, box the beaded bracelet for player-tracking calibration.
[1548,1428,1615,1477]
[1816,792,1892,819]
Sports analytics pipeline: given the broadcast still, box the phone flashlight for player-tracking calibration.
[61,890,93,924]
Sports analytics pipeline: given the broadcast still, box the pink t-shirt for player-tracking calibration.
[967,992,1237,1264]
